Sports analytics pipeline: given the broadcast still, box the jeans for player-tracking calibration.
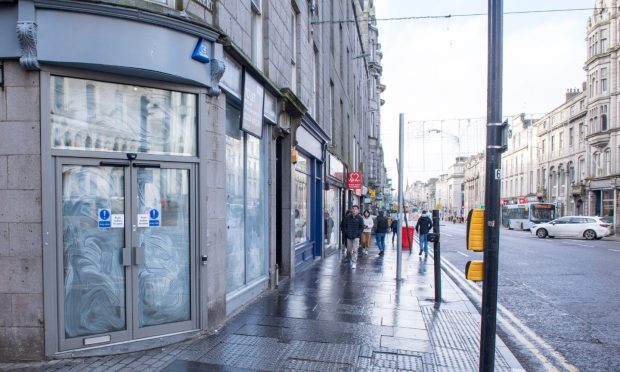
[375,233,386,252]
[419,233,429,254]
[346,238,359,263]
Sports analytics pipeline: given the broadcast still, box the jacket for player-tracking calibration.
[342,214,365,240]
[375,215,389,233]
[415,215,433,235]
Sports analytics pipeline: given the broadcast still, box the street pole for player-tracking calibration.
[397,113,404,282]
[480,0,503,371]
[431,209,441,304]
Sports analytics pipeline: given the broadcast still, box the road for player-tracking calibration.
[430,222,620,372]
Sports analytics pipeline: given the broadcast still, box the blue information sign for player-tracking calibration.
[98,209,111,229]
[149,209,160,227]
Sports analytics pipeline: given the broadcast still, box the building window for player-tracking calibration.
[601,28,609,52]
[569,127,574,147]
[601,67,608,93]
[593,152,601,177]
[311,45,319,119]
[251,0,263,70]
[601,105,608,131]
[291,6,299,94]
[604,148,612,175]
[551,136,555,152]
[329,81,334,145]
[559,132,564,150]
[578,123,584,142]
[578,157,585,181]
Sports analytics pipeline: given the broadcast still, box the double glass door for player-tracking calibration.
[58,158,195,350]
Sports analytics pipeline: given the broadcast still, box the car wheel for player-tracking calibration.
[536,228,548,238]
[583,229,597,240]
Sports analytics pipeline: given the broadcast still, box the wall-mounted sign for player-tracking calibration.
[517,197,527,205]
[241,72,265,138]
[191,38,210,63]
[149,209,160,227]
[98,209,111,229]
[369,190,376,198]
[347,172,362,190]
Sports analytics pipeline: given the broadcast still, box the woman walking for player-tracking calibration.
[361,210,374,255]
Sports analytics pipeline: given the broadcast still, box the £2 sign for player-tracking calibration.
[347,171,362,190]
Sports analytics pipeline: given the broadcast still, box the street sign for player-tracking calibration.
[347,171,362,189]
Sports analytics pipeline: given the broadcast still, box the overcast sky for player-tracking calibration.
[375,0,595,187]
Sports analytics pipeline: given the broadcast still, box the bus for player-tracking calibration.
[501,203,556,231]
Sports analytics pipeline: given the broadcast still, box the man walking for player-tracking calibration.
[374,211,388,256]
[415,210,433,257]
[341,205,365,269]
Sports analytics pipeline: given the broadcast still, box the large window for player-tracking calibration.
[294,154,311,244]
[51,76,197,156]
[324,188,340,250]
[226,104,268,293]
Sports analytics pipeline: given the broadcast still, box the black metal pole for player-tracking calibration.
[432,209,441,304]
[480,0,503,371]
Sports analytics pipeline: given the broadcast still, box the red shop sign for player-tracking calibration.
[347,171,362,190]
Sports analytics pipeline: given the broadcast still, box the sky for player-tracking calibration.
[375,0,595,187]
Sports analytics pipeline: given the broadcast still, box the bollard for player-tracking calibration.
[432,209,441,304]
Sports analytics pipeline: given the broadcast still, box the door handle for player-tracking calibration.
[132,163,161,168]
[122,247,132,266]
[134,245,145,265]
[100,161,130,167]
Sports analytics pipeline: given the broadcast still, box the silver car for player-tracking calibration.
[531,216,611,240]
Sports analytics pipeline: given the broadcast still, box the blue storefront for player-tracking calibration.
[293,115,328,270]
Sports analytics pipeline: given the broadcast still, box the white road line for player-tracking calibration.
[439,256,578,372]
[575,243,594,248]
[442,233,454,237]
[609,249,620,252]
[457,251,470,257]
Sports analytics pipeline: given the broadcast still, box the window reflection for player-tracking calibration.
[294,154,311,244]
[51,76,197,156]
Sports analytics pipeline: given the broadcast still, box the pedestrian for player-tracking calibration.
[361,209,373,255]
[391,217,399,245]
[415,210,433,257]
[341,205,365,269]
[375,210,388,256]
[340,210,351,261]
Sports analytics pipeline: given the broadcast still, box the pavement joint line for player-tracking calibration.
[439,253,578,372]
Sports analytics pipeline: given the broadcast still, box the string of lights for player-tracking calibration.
[311,7,607,25]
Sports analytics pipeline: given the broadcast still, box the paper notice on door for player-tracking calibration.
[137,214,149,228]
[111,214,124,228]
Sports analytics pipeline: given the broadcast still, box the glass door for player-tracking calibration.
[58,159,195,349]
[132,163,194,338]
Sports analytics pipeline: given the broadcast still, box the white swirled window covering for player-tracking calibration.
[137,168,190,327]
[63,165,126,338]
[50,76,197,156]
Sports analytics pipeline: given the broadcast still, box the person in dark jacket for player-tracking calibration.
[415,211,433,256]
[391,217,399,245]
[374,211,389,256]
[341,205,365,269]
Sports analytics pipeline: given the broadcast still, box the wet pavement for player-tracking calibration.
[2,241,524,371]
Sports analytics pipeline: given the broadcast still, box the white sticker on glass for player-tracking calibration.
[137,214,149,228]
[111,214,124,228]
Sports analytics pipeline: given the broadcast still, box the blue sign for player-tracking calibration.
[98,209,111,229]
[149,208,160,227]
[191,38,210,63]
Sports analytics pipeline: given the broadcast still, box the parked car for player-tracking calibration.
[531,216,611,240]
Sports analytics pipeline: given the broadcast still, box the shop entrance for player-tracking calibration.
[57,157,196,350]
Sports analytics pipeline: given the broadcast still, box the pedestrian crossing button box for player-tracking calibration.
[466,208,485,252]
[465,260,484,281]
[428,233,439,243]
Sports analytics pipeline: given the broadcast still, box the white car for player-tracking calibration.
[531,216,611,240]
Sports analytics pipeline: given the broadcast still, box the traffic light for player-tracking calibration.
[465,208,485,281]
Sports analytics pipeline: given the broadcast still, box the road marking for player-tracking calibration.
[439,256,578,372]
[575,243,594,248]
[457,251,469,257]
[442,233,454,237]
[609,249,620,252]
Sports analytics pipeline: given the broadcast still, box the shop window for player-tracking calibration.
[51,76,197,156]
[226,104,268,293]
[294,154,311,244]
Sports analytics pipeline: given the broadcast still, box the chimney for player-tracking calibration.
[565,88,580,102]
